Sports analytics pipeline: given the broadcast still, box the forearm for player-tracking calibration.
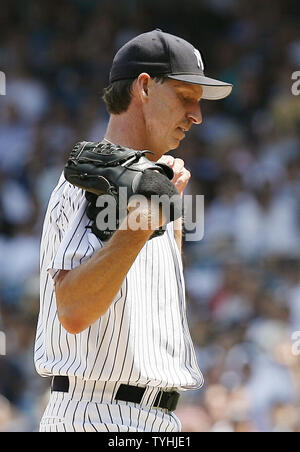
[55,212,154,334]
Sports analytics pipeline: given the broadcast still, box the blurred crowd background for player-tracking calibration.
[0,0,300,432]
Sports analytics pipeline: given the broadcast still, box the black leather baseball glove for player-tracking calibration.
[64,141,182,241]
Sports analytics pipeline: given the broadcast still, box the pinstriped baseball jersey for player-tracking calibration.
[34,172,203,390]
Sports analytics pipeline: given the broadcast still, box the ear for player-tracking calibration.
[135,73,152,103]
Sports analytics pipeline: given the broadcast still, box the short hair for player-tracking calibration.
[102,76,167,115]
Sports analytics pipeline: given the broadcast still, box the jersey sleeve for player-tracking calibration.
[44,178,103,279]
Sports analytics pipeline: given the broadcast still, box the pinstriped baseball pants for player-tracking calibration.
[39,377,182,432]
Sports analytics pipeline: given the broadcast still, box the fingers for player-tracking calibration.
[173,169,191,194]
[157,155,174,166]
[172,158,185,177]
[158,156,186,177]
[157,155,191,195]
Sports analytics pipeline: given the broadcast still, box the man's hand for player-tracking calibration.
[127,196,168,231]
[157,156,191,196]
[157,156,191,253]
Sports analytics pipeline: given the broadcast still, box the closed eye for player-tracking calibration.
[179,94,200,104]
[179,95,190,104]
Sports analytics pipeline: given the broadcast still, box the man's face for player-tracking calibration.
[142,78,203,157]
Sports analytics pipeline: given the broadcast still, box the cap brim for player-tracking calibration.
[167,74,233,100]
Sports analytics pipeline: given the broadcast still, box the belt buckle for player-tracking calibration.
[165,391,180,412]
[153,389,180,412]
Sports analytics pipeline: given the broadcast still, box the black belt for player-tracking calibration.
[51,377,180,412]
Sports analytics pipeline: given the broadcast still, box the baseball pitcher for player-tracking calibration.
[34,29,232,432]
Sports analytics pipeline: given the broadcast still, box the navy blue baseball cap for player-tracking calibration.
[109,29,233,100]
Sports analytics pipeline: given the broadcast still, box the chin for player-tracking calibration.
[169,138,181,151]
[153,138,180,154]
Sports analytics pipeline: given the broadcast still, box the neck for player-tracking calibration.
[104,114,144,149]
[104,111,157,161]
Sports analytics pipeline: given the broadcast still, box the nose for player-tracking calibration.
[186,103,202,125]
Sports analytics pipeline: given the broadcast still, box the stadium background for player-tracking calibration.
[0,0,300,432]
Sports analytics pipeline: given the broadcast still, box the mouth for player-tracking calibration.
[176,127,187,139]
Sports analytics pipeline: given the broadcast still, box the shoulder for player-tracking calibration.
[44,172,88,237]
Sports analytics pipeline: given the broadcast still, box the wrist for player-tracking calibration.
[127,196,167,231]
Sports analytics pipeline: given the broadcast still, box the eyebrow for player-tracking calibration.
[173,82,202,92]
[175,86,203,101]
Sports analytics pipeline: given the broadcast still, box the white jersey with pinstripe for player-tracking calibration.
[34,172,203,430]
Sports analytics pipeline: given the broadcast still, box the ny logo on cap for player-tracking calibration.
[193,48,204,71]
